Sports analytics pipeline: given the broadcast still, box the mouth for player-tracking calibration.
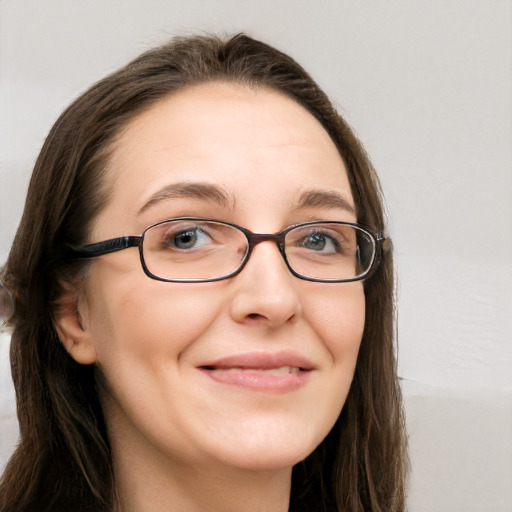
[198,352,314,393]
[201,366,303,375]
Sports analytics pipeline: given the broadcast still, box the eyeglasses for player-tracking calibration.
[68,218,385,283]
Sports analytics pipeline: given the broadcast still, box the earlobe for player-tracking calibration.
[53,292,98,365]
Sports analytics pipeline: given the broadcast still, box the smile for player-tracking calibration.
[198,351,314,393]
[209,366,302,375]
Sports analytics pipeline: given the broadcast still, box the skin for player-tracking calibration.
[55,82,366,512]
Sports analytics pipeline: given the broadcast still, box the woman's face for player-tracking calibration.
[62,83,365,472]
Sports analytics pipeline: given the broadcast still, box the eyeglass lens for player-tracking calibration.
[141,220,375,282]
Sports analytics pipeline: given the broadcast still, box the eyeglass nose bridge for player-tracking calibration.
[238,230,290,272]
[246,231,286,248]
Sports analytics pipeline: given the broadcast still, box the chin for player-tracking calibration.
[207,420,327,472]
[222,448,312,473]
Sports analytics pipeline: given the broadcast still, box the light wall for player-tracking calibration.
[1,2,511,510]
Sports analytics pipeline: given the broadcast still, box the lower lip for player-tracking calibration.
[199,368,312,393]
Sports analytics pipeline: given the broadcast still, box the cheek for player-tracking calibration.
[295,282,365,449]
[85,276,227,439]
[304,283,365,416]
[85,270,222,370]
[305,282,366,361]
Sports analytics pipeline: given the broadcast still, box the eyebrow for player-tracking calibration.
[296,189,356,216]
[138,182,234,215]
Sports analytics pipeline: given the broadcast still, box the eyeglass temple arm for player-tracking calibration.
[68,236,142,258]
[376,235,391,261]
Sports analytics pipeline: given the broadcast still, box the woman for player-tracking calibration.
[0,34,406,511]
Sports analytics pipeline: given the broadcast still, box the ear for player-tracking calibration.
[53,285,98,365]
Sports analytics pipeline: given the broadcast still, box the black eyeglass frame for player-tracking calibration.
[68,218,386,283]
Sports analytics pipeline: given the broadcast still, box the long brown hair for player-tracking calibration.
[0,33,407,511]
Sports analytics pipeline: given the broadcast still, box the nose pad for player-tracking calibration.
[229,242,302,327]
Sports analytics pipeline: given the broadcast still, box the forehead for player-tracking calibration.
[112,81,340,156]
[101,82,354,230]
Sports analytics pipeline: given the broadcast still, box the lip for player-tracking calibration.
[198,351,315,393]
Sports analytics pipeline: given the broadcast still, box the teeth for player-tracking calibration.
[219,366,300,375]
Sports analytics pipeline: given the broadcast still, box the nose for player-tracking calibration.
[229,240,303,328]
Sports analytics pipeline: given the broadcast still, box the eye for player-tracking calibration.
[164,227,212,250]
[299,231,340,253]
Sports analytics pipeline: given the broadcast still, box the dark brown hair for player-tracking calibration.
[0,33,407,511]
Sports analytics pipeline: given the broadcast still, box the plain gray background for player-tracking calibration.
[1,1,511,510]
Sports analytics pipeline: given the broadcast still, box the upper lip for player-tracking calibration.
[199,351,315,371]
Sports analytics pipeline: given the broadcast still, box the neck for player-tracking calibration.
[108,422,292,512]
[113,452,292,512]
